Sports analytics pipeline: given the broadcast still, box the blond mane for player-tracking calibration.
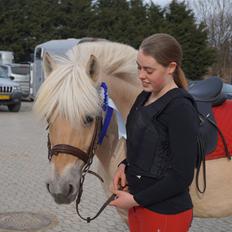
[34,40,138,127]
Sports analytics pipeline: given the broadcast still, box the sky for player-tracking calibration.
[144,0,195,14]
[145,0,195,8]
[145,0,173,7]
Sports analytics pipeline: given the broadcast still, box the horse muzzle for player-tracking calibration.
[46,177,80,204]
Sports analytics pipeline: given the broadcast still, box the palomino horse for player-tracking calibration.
[34,40,232,220]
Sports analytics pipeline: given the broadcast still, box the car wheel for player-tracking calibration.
[8,102,21,112]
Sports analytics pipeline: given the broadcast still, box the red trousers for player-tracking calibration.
[128,206,193,232]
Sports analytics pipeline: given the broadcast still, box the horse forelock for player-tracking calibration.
[34,54,101,128]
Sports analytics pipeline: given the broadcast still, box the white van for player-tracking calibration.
[32,38,80,99]
[0,51,14,64]
[32,37,103,99]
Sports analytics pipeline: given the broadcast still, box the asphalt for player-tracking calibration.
[0,102,231,232]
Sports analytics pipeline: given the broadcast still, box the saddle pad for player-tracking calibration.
[206,100,232,160]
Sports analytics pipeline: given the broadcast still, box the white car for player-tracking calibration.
[0,63,30,99]
[0,66,22,112]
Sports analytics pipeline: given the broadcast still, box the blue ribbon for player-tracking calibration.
[98,82,114,144]
[98,106,113,144]
[100,82,108,111]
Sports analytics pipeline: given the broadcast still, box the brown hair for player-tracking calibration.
[140,33,188,89]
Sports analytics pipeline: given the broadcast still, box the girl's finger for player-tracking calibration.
[113,176,120,191]
[121,175,126,187]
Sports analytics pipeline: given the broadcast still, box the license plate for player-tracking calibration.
[0,95,10,100]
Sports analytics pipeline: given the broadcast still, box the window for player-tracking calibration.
[35,48,42,59]
[0,66,8,78]
[11,66,30,75]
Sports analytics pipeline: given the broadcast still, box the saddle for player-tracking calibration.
[188,76,231,193]
[189,76,226,106]
[188,76,226,155]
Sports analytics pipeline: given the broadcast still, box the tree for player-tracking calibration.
[0,0,216,75]
[90,0,162,48]
[190,0,232,82]
[164,0,215,80]
[0,0,94,61]
[52,0,94,38]
[0,0,32,61]
[146,2,165,35]
[127,0,149,48]
[90,0,131,43]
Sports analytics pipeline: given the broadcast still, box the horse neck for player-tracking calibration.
[95,113,127,179]
[104,75,141,121]
[95,75,141,174]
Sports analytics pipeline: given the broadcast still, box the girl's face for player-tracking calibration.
[137,50,176,93]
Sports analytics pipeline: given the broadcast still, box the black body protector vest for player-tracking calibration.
[126,89,199,179]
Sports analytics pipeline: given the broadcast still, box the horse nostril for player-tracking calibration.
[46,183,51,194]
[68,184,74,196]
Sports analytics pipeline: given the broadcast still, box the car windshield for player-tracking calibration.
[0,66,8,78]
[11,66,30,75]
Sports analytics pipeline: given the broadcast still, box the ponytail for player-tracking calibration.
[173,66,188,90]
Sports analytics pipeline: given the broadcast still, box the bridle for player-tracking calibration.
[47,116,101,164]
[47,115,117,223]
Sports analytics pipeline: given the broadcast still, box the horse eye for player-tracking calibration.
[84,115,94,125]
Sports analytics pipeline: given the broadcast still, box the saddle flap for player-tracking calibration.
[196,101,218,154]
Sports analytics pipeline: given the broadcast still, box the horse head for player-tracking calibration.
[34,48,104,204]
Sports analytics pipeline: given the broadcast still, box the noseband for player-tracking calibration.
[47,116,117,223]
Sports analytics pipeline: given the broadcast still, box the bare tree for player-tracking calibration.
[189,0,232,82]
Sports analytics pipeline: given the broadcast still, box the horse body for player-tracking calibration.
[191,158,232,217]
[190,100,232,217]
[34,40,232,219]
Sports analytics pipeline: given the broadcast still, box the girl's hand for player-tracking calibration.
[113,163,127,191]
[110,190,139,209]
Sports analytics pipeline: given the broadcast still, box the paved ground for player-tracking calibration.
[0,102,231,232]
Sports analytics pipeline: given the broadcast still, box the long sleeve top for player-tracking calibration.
[124,88,199,214]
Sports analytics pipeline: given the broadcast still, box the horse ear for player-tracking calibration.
[86,55,99,80]
[43,52,56,78]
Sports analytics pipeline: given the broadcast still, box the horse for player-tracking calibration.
[34,40,232,220]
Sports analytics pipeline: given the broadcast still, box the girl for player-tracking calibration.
[110,33,199,232]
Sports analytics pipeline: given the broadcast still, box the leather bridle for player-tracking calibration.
[47,116,101,164]
[47,115,117,223]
